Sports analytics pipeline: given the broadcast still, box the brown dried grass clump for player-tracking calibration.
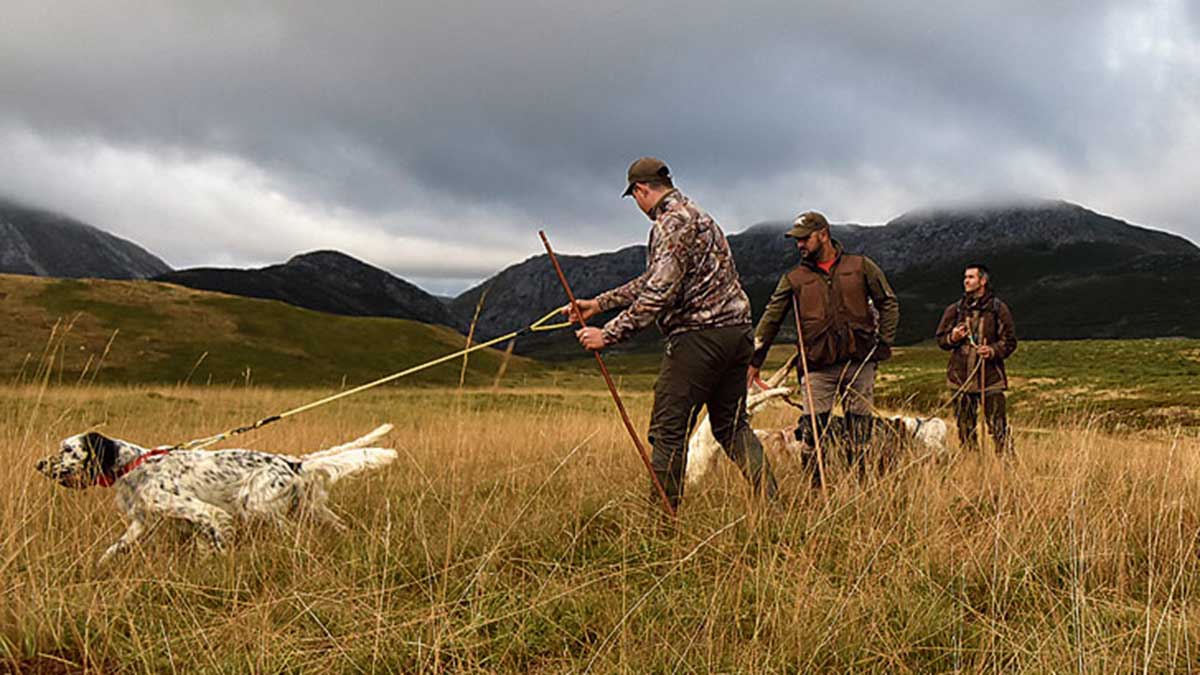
[2,356,1199,671]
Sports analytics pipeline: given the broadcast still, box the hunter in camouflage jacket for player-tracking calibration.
[596,190,751,344]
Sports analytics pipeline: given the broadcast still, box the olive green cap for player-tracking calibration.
[785,211,830,239]
[622,157,670,197]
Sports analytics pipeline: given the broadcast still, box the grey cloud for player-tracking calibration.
[1,0,1196,290]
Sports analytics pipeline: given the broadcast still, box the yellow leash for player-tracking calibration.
[174,308,573,451]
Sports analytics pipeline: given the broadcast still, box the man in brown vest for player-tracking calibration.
[935,264,1017,453]
[748,211,900,482]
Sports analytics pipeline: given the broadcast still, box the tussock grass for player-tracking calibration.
[3,375,1200,671]
[4,308,1200,671]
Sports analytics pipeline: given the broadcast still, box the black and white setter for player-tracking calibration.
[35,425,397,564]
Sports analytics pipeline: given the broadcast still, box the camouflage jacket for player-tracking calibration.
[596,190,751,345]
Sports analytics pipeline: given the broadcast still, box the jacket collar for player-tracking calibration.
[648,189,682,220]
[960,289,996,310]
[800,239,844,273]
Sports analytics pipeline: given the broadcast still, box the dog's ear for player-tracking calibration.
[81,432,120,477]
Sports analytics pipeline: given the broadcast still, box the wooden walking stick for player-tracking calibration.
[792,294,828,491]
[978,330,989,452]
[539,231,677,518]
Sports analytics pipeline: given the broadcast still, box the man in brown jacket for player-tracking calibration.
[935,264,1017,453]
[748,211,900,481]
[567,157,777,511]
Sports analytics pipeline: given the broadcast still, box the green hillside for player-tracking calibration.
[0,274,539,387]
[750,338,1200,429]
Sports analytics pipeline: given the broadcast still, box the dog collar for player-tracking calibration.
[96,447,173,488]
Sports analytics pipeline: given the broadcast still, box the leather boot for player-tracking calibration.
[796,413,831,488]
[846,413,874,481]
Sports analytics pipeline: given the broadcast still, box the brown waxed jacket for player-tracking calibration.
[751,241,899,369]
[935,291,1017,392]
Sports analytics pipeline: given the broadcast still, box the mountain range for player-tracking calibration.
[454,199,1200,351]
[0,197,170,279]
[3,196,1198,351]
[155,250,459,328]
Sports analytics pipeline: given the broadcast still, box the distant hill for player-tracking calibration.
[10,193,1197,349]
[0,273,532,387]
[157,250,460,329]
[0,198,171,279]
[452,199,1200,352]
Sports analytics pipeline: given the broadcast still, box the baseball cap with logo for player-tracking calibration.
[785,211,830,239]
[622,157,671,197]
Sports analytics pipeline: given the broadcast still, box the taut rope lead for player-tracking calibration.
[171,308,572,451]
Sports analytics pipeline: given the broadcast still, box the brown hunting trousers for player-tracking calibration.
[647,325,778,509]
[954,391,1012,454]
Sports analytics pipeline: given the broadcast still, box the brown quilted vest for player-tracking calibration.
[785,254,878,368]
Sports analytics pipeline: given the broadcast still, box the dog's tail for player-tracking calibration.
[746,386,792,415]
[300,424,394,461]
[301,447,397,483]
[299,424,397,484]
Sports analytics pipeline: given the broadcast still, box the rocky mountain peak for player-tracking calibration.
[448,198,1200,349]
[285,249,362,269]
[157,250,459,328]
[0,198,171,279]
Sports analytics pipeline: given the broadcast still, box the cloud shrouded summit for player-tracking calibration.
[1,1,1196,294]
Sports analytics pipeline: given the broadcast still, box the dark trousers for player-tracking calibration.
[954,391,1012,454]
[647,325,778,509]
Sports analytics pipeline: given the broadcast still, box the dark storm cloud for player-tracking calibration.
[0,1,1196,288]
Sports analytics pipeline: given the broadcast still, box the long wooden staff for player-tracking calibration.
[539,231,676,518]
[792,294,828,491]
[978,329,988,452]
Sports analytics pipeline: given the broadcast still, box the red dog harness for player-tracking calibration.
[96,447,173,488]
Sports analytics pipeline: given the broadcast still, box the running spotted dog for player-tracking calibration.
[35,425,397,564]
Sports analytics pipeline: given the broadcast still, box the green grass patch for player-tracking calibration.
[4,274,543,388]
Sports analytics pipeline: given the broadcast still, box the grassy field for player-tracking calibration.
[3,333,1200,671]
[4,277,1200,671]
[875,339,1200,430]
[610,339,1200,431]
[4,271,1197,429]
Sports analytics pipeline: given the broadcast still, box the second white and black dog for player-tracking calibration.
[754,413,949,470]
[35,425,397,564]
[686,379,948,487]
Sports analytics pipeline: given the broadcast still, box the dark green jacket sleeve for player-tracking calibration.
[863,258,899,345]
[750,274,793,367]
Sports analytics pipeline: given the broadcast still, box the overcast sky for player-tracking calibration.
[2,1,1197,294]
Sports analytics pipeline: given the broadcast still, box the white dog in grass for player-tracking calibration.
[35,424,397,564]
[685,355,949,486]
[750,411,949,469]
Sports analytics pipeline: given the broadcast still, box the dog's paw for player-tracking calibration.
[97,545,121,566]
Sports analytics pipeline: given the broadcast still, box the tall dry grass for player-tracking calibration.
[3,356,1200,672]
